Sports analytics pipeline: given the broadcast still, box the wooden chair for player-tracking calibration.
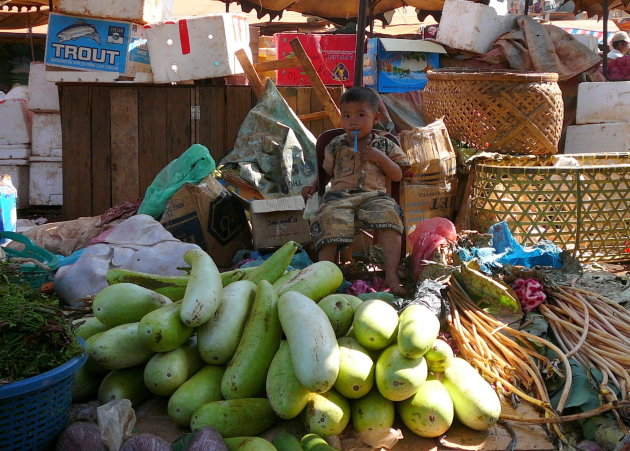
[315,128,406,263]
[235,38,342,128]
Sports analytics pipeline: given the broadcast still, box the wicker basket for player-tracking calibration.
[471,153,630,262]
[423,69,564,156]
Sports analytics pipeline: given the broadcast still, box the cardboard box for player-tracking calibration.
[363,38,446,93]
[275,33,355,87]
[399,119,457,184]
[53,0,173,24]
[160,177,252,268]
[436,0,516,54]
[145,14,251,84]
[45,13,151,77]
[250,196,311,249]
[400,178,458,234]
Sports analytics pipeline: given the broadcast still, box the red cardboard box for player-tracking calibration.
[275,33,355,87]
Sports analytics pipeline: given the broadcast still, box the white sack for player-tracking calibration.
[55,214,200,306]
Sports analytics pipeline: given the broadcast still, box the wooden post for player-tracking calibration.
[236,48,265,98]
[603,0,609,80]
[353,0,370,86]
[290,38,342,128]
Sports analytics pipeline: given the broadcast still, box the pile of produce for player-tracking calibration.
[0,261,82,385]
[72,240,503,449]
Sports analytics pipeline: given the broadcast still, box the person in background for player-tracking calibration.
[608,31,630,60]
[302,87,410,295]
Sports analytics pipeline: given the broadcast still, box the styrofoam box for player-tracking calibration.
[0,145,30,160]
[436,0,516,54]
[565,123,630,153]
[145,14,252,84]
[29,156,62,206]
[576,82,630,125]
[0,159,29,208]
[32,113,62,158]
[55,0,173,24]
[28,62,60,112]
[0,99,31,145]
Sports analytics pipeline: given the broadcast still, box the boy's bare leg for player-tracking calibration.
[380,229,405,295]
[318,244,338,263]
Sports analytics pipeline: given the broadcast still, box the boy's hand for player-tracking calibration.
[301,182,318,200]
[360,146,386,165]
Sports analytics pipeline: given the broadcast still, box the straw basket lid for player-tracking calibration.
[422,68,564,156]
[426,68,559,83]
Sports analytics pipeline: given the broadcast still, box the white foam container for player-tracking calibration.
[0,159,29,208]
[29,156,62,206]
[31,113,62,158]
[576,82,630,125]
[145,14,252,83]
[0,99,31,145]
[565,123,630,153]
[436,0,516,54]
[28,62,60,113]
[54,0,173,24]
[0,144,30,160]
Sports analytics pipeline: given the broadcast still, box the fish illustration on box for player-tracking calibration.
[56,20,101,44]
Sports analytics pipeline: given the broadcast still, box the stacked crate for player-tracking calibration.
[0,93,31,208]
[564,82,630,153]
[28,62,63,206]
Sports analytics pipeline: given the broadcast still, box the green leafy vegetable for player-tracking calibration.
[0,264,82,385]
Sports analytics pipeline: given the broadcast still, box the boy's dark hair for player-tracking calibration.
[340,87,380,112]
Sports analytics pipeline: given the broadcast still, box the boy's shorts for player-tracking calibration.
[310,190,404,252]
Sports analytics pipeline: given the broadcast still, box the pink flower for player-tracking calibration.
[512,278,546,312]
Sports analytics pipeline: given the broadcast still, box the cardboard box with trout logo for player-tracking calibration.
[45,13,151,77]
[160,177,252,268]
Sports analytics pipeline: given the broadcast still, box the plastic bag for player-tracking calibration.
[97,399,135,451]
[138,144,216,219]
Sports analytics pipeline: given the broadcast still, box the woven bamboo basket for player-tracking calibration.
[423,69,564,156]
[471,153,630,262]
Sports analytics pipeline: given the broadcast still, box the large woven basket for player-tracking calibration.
[471,153,630,262]
[423,69,564,155]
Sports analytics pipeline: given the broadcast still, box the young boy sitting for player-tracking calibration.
[302,87,410,295]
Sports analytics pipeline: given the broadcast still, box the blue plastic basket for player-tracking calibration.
[0,231,60,289]
[0,341,87,451]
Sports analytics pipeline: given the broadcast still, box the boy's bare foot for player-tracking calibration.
[385,274,406,296]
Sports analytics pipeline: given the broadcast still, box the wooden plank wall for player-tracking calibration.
[60,84,343,220]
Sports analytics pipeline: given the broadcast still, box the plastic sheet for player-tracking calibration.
[459,221,563,270]
[220,81,317,198]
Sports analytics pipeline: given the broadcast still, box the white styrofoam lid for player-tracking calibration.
[251,196,305,213]
[378,38,447,54]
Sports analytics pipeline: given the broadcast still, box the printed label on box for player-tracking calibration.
[208,190,249,246]
[45,13,149,74]
[161,209,207,246]
[275,33,355,87]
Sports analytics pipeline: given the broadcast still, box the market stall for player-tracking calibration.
[1,0,630,449]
